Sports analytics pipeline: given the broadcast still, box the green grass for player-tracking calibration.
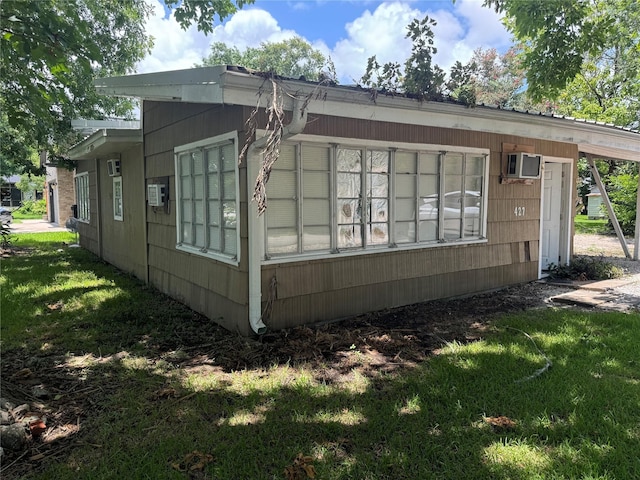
[11,211,44,220]
[2,233,639,479]
[575,215,610,235]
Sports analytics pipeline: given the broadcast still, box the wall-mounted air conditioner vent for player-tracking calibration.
[107,159,121,177]
[506,152,542,179]
[147,184,165,207]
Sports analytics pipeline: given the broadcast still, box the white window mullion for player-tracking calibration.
[362,148,368,249]
[389,149,396,247]
[296,143,303,254]
[201,148,209,252]
[330,144,337,253]
[460,154,467,238]
[190,154,197,247]
[438,151,446,242]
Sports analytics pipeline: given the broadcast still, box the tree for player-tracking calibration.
[200,37,336,82]
[1,0,153,173]
[447,46,556,111]
[484,0,639,110]
[1,0,254,176]
[165,0,254,34]
[360,15,445,101]
[605,163,639,236]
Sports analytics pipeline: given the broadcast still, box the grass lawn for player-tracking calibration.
[1,233,639,479]
[574,215,610,235]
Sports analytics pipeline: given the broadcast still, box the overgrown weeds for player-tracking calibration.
[548,255,625,280]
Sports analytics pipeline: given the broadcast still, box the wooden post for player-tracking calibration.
[635,168,640,261]
[586,155,631,259]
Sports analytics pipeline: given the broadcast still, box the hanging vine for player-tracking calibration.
[240,75,329,215]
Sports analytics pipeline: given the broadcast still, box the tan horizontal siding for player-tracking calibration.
[149,266,250,335]
[263,262,538,330]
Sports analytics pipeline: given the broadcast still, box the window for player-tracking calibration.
[174,133,239,263]
[113,177,123,221]
[74,172,90,223]
[265,141,488,258]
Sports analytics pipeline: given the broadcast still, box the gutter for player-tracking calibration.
[247,97,308,335]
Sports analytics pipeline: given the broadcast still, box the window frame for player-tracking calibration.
[263,139,489,262]
[74,171,90,223]
[174,132,240,266]
[113,176,123,221]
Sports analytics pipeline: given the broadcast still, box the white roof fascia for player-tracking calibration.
[221,73,640,162]
[94,66,227,103]
[68,129,142,160]
[94,67,640,162]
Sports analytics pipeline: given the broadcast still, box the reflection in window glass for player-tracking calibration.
[263,143,486,258]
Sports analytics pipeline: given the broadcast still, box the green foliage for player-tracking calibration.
[549,255,625,280]
[1,0,153,174]
[485,0,639,128]
[17,199,47,216]
[605,166,638,236]
[402,16,445,100]
[0,224,12,249]
[166,0,254,34]
[360,15,445,100]
[485,0,611,100]
[200,37,336,82]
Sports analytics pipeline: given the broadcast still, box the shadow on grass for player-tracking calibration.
[2,237,639,479]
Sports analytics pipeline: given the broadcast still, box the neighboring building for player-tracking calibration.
[1,175,23,207]
[1,175,44,208]
[67,66,640,336]
[44,166,75,226]
[587,187,607,219]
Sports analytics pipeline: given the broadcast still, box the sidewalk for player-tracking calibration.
[546,274,640,312]
[8,219,69,234]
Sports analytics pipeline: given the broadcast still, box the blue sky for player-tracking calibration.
[139,0,512,84]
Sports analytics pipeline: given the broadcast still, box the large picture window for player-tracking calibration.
[74,172,90,223]
[174,133,239,264]
[265,141,488,258]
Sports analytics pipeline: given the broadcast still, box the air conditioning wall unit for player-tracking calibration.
[506,152,542,179]
[147,184,165,207]
[107,159,121,177]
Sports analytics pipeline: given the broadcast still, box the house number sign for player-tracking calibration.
[514,206,526,217]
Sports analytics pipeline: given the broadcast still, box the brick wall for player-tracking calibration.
[56,168,75,226]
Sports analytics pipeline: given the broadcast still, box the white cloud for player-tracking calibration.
[136,0,211,73]
[325,1,510,84]
[331,2,421,83]
[207,9,298,50]
[135,0,510,83]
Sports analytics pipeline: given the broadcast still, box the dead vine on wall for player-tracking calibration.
[240,75,329,215]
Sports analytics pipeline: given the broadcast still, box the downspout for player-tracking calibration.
[247,97,308,335]
[586,154,631,259]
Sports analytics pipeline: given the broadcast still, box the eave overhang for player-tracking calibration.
[94,66,640,163]
[68,129,142,160]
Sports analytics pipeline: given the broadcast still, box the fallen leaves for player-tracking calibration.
[171,451,214,474]
[484,416,517,432]
[284,453,316,480]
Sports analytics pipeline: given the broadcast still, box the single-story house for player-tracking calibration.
[67,66,640,335]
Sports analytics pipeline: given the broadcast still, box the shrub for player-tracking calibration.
[17,199,46,215]
[549,255,625,281]
[605,166,637,236]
